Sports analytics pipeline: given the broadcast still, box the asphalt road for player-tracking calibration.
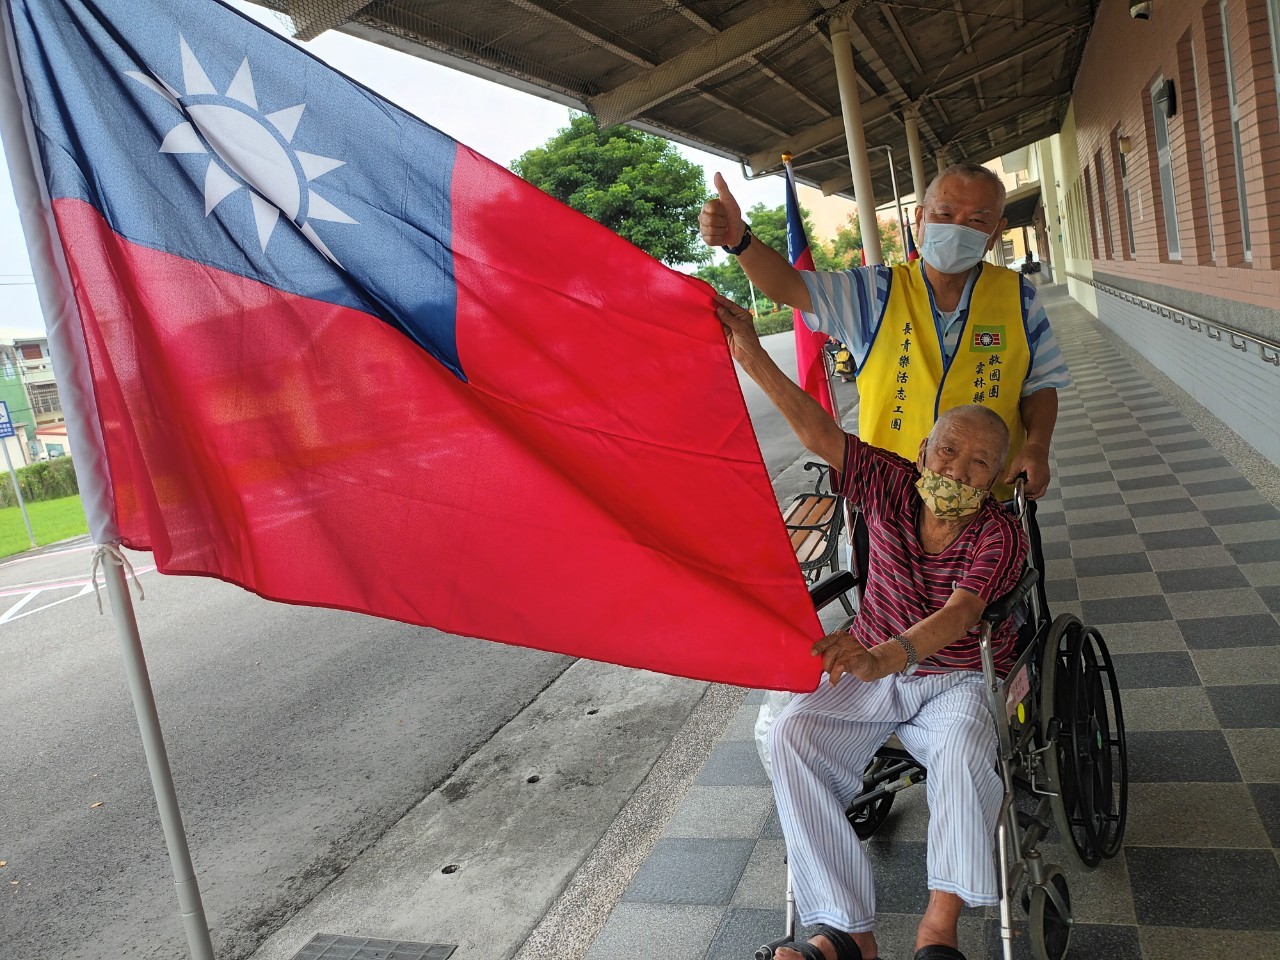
[0,331,845,960]
[739,331,857,477]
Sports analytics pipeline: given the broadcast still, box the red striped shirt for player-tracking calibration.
[840,434,1028,674]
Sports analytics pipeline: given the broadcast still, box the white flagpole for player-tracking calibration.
[0,7,213,959]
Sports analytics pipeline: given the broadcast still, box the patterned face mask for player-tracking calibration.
[915,465,988,520]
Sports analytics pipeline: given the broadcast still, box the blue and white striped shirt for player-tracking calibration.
[799,262,1070,396]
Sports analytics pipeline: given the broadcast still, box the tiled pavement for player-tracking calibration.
[583,291,1280,960]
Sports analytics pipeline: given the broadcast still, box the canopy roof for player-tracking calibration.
[263,0,1097,202]
[1003,181,1043,230]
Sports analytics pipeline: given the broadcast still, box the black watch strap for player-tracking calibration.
[722,224,753,256]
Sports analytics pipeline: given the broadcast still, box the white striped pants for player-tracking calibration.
[768,670,1002,932]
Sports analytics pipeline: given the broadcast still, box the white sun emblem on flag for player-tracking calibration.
[127,37,356,265]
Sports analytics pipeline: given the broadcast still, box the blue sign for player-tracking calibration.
[0,401,14,440]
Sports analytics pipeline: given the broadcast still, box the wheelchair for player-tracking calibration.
[760,483,1129,960]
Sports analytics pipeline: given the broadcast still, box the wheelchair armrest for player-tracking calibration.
[981,568,1040,626]
[809,569,858,612]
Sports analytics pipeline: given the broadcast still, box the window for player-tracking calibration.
[1267,0,1280,102]
[1222,0,1252,259]
[1096,153,1114,258]
[1191,36,1215,259]
[1151,77,1182,259]
[28,382,60,415]
[1084,169,1101,259]
[1119,149,1137,256]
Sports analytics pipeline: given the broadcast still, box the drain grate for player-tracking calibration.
[290,933,457,960]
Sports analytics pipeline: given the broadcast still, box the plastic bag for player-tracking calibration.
[754,690,794,780]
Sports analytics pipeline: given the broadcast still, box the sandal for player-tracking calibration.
[914,946,966,960]
[779,924,864,960]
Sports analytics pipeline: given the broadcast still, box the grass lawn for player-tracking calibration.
[0,494,89,559]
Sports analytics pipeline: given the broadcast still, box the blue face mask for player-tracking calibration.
[919,222,994,274]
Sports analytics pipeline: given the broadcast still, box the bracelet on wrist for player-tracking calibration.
[722,223,753,256]
[892,634,919,674]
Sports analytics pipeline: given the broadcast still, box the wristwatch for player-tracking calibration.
[893,634,919,675]
[722,224,753,256]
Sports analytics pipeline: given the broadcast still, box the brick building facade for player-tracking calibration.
[1049,0,1280,465]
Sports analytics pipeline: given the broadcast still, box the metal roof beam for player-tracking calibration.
[752,25,1071,174]
[817,152,896,195]
[655,0,832,117]
[505,1,793,138]
[955,118,1061,168]
[589,0,865,128]
[287,0,375,41]
[880,5,923,74]
[914,26,1077,102]
[747,95,894,173]
[822,86,1063,194]
[934,84,1064,141]
[854,6,946,148]
[508,0,652,69]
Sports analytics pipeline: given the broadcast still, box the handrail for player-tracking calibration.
[1066,271,1280,366]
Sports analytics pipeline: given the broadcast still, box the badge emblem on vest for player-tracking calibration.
[971,325,1005,352]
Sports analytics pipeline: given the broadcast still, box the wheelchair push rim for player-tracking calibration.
[1069,626,1128,861]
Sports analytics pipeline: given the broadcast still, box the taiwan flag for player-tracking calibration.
[906,221,920,261]
[782,160,834,418]
[2,0,822,691]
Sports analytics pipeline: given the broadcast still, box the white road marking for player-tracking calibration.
[0,565,157,625]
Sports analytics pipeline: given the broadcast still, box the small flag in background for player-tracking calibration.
[782,158,835,418]
[906,222,920,261]
[4,0,822,691]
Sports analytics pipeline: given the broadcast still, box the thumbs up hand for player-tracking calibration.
[700,172,746,249]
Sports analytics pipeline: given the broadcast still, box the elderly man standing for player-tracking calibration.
[701,163,1068,500]
[712,293,1028,960]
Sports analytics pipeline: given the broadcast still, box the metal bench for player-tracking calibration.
[782,462,854,616]
[782,461,844,582]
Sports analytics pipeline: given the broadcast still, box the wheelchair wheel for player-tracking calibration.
[846,757,896,840]
[1040,616,1129,867]
[1066,627,1128,861]
[1028,867,1072,960]
[1039,614,1094,868]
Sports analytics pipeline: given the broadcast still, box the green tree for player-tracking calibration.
[830,211,905,266]
[694,260,752,305]
[511,113,711,266]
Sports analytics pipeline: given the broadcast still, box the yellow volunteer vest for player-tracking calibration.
[858,262,1030,500]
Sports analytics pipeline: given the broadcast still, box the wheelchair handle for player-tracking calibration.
[1011,472,1029,520]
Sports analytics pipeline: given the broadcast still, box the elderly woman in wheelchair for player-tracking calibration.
[766,402,1026,960]
[712,297,1126,960]
[773,466,1127,960]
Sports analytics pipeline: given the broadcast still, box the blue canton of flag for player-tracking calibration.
[9,0,464,375]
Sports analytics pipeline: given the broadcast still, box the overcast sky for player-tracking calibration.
[0,0,795,338]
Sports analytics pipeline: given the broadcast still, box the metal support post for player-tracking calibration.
[103,554,214,960]
[828,16,882,265]
[2,439,34,547]
[870,144,908,264]
[904,111,929,208]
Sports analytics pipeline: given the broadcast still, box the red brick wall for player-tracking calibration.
[1071,0,1280,306]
